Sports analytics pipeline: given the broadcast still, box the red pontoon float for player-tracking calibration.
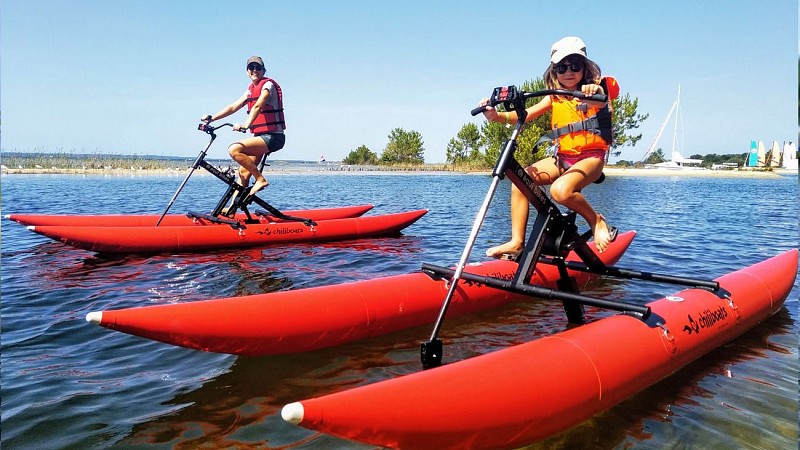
[282,249,798,449]
[85,231,635,354]
[23,209,427,254]
[5,204,373,227]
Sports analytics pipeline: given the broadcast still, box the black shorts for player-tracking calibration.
[257,133,286,154]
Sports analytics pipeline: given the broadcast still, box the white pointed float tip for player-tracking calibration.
[281,402,305,424]
[26,226,36,231]
[86,311,103,325]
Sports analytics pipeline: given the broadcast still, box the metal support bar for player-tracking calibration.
[420,123,525,369]
[554,257,586,324]
[186,211,244,229]
[512,207,556,286]
[156,134,218,226]
[421,263,651,319]
[421,174,505,369]
[211,184,241,217]
[247,196,316,227]
[536,257,728,296]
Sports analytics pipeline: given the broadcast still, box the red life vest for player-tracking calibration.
[246,77,285,134]
[546,76,619,156]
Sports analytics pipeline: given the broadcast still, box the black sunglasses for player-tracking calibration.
[247,63,264,71]
[554,63,583,74]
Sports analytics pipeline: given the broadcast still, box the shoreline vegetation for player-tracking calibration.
[0,153,793,178]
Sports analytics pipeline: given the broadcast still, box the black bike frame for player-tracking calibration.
[156,123,315,228]
[419,86,730,369]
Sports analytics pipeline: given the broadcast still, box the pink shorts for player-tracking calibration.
[556,149,606,169]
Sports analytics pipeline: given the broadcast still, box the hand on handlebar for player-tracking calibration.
[476,98,500,120]
[580,84,605,103]
[472,85,607,117]
[198,122,237,134]
[232,124,248,133]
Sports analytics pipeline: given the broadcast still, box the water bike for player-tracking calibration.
[418,85,732,368]
[279,86,798,449]
[157,122,316,228]
[8,123,427,253]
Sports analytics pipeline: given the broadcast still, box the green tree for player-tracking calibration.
[644,148,666,164]
[690,152,746,167]
[380,128,425,164]
[475,78,552,168]
[478,120,510,167]
[609,94,649,159]
[343,145,378,165]
[514,78,552,166]
[446,122,481,164]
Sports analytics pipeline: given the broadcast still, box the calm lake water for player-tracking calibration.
[1,170,798,449]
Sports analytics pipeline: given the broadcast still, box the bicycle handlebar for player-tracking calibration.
[197,122,247,134]
[470,87,608,117]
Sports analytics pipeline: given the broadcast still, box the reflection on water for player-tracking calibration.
[1,173,797,449]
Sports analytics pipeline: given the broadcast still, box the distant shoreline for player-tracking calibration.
[602,167,794,178]
[0,165,793,179]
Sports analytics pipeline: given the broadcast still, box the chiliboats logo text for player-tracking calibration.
[682,305,729,335]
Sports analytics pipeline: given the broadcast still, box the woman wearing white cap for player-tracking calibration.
[202,56,285,199]
[480,36,619,255]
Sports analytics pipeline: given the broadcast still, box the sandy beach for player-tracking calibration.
[602,166,795,178]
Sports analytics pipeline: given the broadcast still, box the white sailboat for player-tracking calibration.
[781,141,798,170]
[756,141,767,167]
[640,86,704,169]
[768,141,782,167]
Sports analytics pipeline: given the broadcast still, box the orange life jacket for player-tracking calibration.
[246,77,285,134]
[546,76,619,156]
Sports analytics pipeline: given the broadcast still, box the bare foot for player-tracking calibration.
[592,214,612,253]
[485,240,524,259]
[249,178,269,196]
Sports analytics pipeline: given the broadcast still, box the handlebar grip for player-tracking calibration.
[573,91,608,103]
[471,106,488,116]
[588,93,608,102]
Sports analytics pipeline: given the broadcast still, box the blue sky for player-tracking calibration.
[2,1,797,163]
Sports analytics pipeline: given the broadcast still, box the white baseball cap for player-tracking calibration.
[550,36,587,63]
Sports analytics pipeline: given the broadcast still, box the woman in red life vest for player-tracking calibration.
[479,36,618,255]
[202,56,285,197]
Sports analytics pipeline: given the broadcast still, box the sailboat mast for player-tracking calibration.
[671,85,681,159]
[640,88,678,162]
